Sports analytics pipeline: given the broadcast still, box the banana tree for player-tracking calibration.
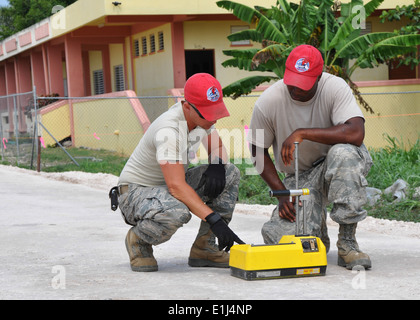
[216,0,420,113]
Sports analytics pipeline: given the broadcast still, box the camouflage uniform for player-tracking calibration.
[118,163,240,246]
[262,143,373,248]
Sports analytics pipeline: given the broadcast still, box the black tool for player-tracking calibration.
[109,186,119,211]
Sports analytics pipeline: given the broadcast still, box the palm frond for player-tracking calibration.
[216,1,287,43]
[364,0,385,17]
[328,11,359,50]
[222,75,278,99]
[354,34,420,70]
[227,29,263,43]
[252,44,293,76]
[333,32,395,61]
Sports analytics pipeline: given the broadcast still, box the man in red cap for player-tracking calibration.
[116,73,244,272]
[247,44,373,270]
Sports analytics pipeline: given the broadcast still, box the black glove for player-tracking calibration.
[206,212,245,252]
[199,159,226,199]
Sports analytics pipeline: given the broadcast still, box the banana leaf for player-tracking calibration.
[222,75,278,99]
[216,0,287,44]
[353,34,420,70]
[227,29,264,43]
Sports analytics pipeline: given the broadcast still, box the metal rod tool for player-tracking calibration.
[294,142,299,235]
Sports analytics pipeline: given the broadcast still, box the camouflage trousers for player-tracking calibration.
[262,144,373,246]
[118,163,240,245]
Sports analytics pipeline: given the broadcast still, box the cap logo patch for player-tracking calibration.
[207,86,220,102]
[295,58,310,72]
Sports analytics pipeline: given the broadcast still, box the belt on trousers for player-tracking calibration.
[118,185,129,195]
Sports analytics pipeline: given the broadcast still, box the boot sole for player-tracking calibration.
[188,258,229,268]
[130,265,158,272]
[125,234,158,272]
[338,256,372,270]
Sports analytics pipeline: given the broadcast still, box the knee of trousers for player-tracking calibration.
[261,207,296,244]
[325,144,369,179]
[327,144,371,167]
[327,144,358,162]
[261,218,297,244]
[136,202,192,245]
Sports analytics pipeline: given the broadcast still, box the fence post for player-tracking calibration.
[37,135,41,172]
[33,86,41,172]
[0,103,3,162]
[33,86,38,155]
[30,86,38,170]
[13,95,20,166]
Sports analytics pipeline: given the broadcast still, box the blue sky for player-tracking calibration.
[0,0,8,7]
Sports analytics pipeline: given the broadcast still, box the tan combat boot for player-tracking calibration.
[188,231,230,268]
[337,223,371,270]
[125,227,158,272]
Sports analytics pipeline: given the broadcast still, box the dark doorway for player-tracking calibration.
[185,49,215,79]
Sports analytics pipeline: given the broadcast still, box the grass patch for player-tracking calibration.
[364,135,419,222]
[2,147,129,177]
[235,161,280,205]
[367,135,419,190]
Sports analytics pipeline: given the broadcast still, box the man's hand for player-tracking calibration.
[206,212,245,252]
[277,197,297,222]
[199,161,226,199]
[281,130,303,166]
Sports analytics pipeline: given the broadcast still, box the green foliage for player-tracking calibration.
[216,0,420,104]
[367,193,419,222]
[11,147,129,177]
[379,0,420,69]
[235,160,284,205]
[365,135,419,222]
[367,135,419,190]
[0,0,77,40]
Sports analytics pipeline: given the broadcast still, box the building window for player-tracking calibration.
[158,31,164,51]
[133,39,140,57]
[150,34,156,54]
[93,70,105,95]
[230,25,251,46]
[141,36,147,55]
[360,21,372,36]
[114,65,125,92]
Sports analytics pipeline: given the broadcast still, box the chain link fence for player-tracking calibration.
[359,91,420,149]
[0,91,37,167]
[0,88,419,170]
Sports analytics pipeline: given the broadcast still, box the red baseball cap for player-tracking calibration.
[284,45,324,91]
[184,73,230,121]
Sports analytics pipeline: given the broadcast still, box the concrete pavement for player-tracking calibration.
[1,164,419,300]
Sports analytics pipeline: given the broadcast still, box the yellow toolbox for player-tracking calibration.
[230,142,327,280]
[229,235,327,280]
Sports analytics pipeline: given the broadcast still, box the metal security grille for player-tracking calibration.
[158,31,164,51]
[141,37,147,55]
[133,39,140,57]
[93,70,105,95]
[114,65,125,92]
[150,34,156,53]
